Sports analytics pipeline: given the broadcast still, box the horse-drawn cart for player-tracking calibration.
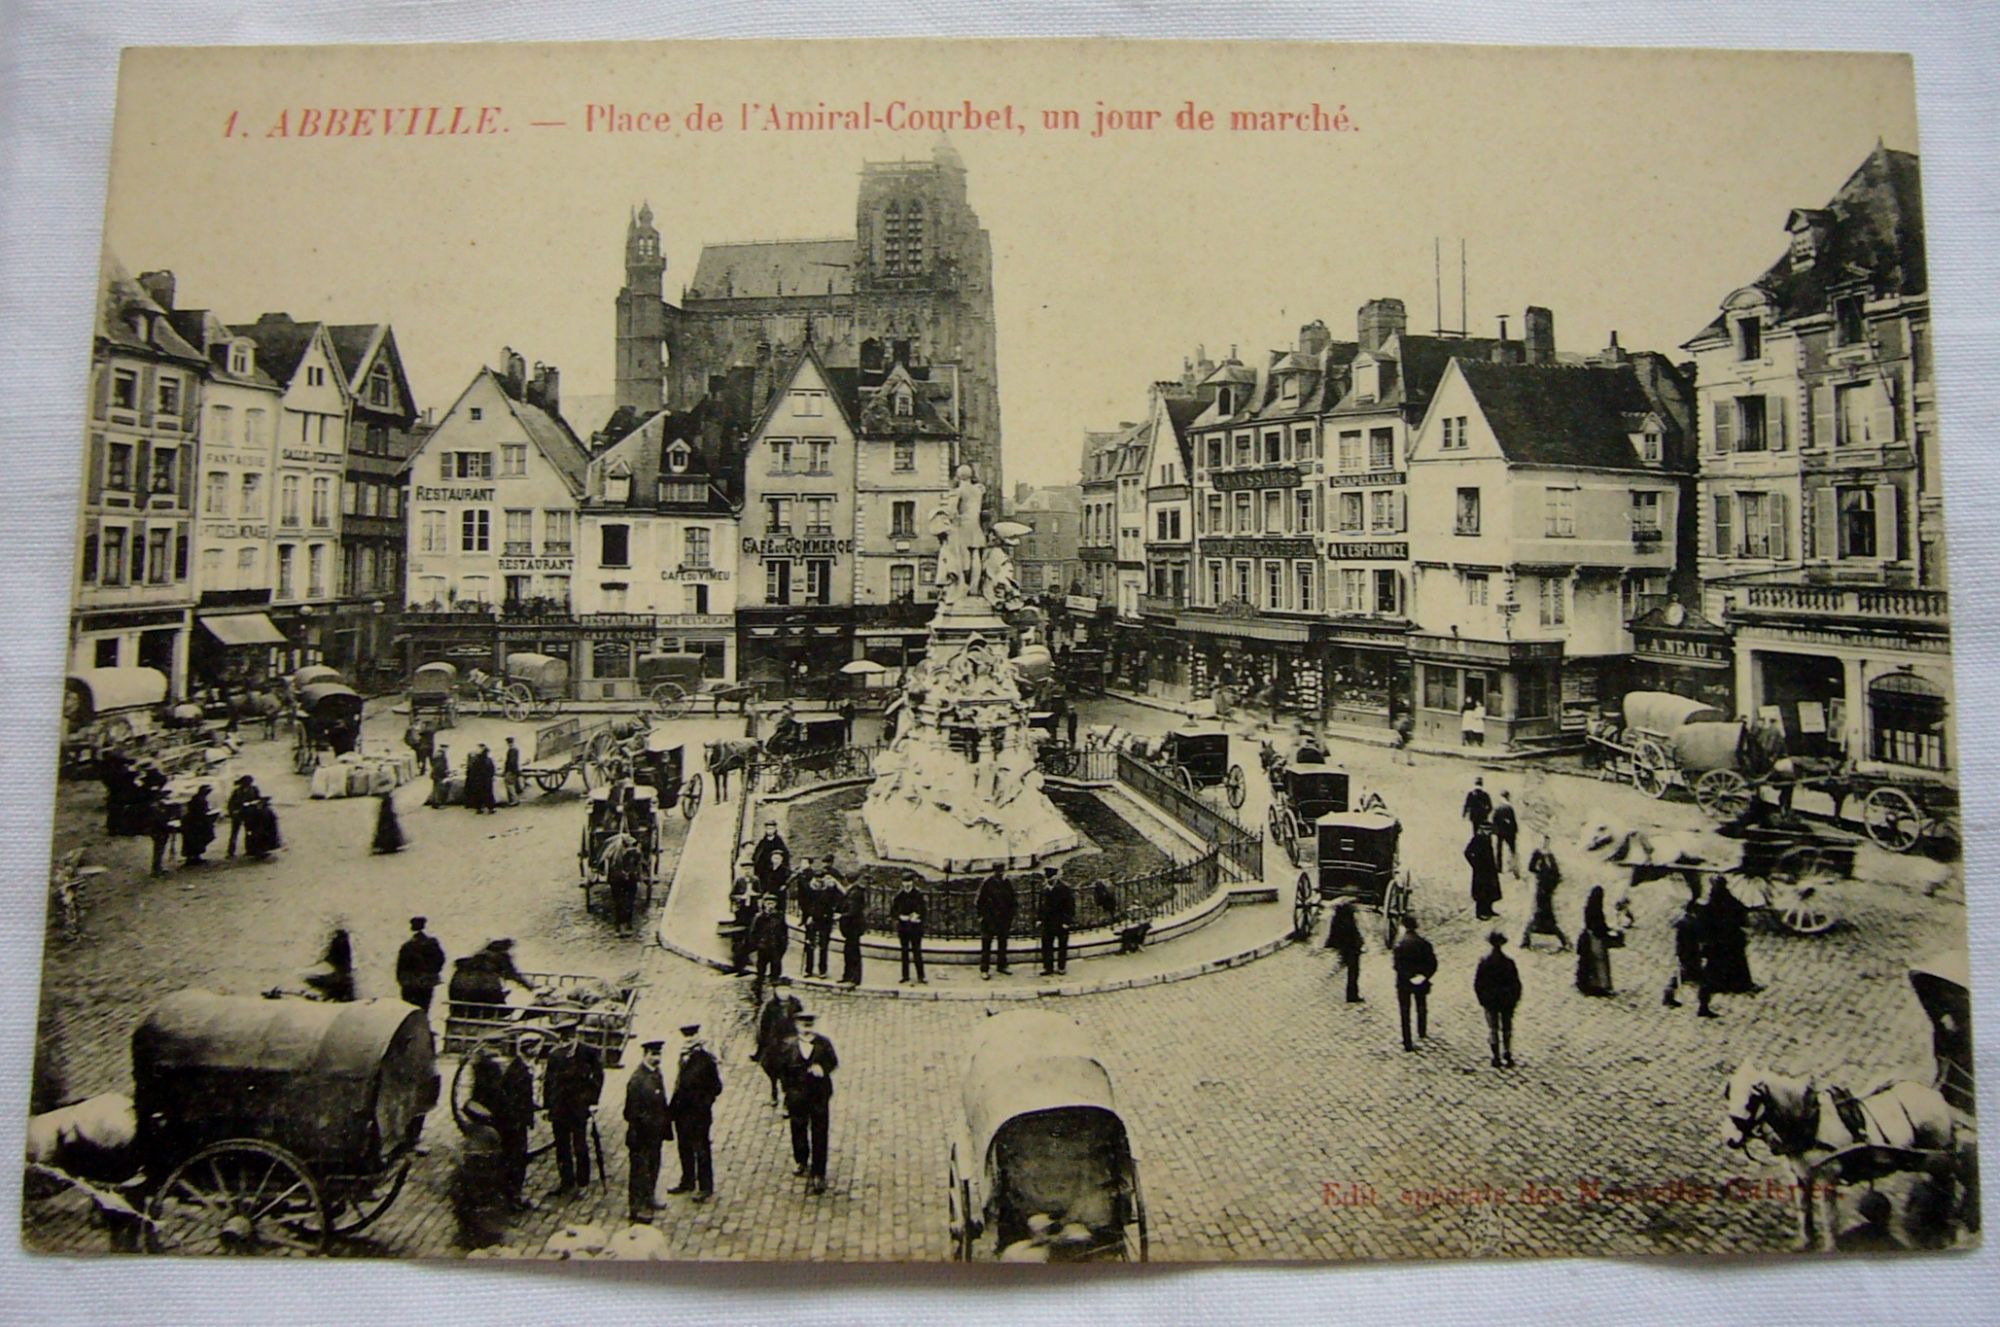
[442,971,641,1069]
[132,990,439,1255]
[407,661,459,729]
[638,652,756,718]
[1267,761,1351,868]
[1149,727,1246,809]
[519,716,644,794]
[577,786,662,914]
[292,682,364,774]
[1292,803,1411,947]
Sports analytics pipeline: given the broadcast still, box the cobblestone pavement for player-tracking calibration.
[25,698,1967,1260]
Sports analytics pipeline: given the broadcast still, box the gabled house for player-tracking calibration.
[326,323,423,671]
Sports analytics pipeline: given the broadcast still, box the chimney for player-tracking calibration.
[500,347,527,396]
[528,362,561,418]
[1524,306,1555,365]
[752,341,774,410]
[1356,298,1407,353]
[1595,330,1630,367]
[137,270,176,310]
[1297,319,1332,357]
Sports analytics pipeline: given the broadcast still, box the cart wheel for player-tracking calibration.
[1281,813,1303,868]
[146,1138,329,1256]
[1384,869,1414,949]
[1775,885,1837,936]
[955,1176,979,1260]
[326,1154,412,1237]
[1175,765,1196,796]
[1127,1164,1149,1263]
[502,686,531,723]
[1225,764,1247,809]
[534,771,566,794]
[1046,745,1078,777]
[1292,872,1319,942]
[650,683,686,718]
[1631,738,1672,799]
[1266,805,1284,846]
[1695,768,1752,821]
[682,773,704,820]
[1863,786,1923,853]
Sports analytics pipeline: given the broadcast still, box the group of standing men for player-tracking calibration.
[419,734,523,813]
[622,1023,725,1218]
[974,863,1077,979]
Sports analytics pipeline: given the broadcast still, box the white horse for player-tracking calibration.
[1723,1061,1961,1247]
[1574,821,1734,930]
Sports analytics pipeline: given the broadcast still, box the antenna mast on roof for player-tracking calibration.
[1433,238,1469,339]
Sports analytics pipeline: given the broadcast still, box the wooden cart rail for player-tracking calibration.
[441,971,640,1068]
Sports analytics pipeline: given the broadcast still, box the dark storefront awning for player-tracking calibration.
[200,612,287,647]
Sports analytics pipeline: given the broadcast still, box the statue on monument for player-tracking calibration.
[930,464,990,603]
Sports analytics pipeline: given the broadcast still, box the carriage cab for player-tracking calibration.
[1268,762,1351,866]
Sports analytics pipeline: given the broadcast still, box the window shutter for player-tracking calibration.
[1393,489,1407,533]
[440,450,452,481]
[174,528,189,581]
[1814,488,1839,561]
[1769,395,1789,451]
[1877,378,1903,442]
[1713,496,1732,557]
[1767,492,1788,560]
[135,441,151,496]
[1869,381,1896,445]
[1711,401,1731,454]
[139,365,157,427]
[1873,482,1898,560]
[91,364,109,420]
[1810,383,1833,449]
[87,433,105,504]
[178,446,195,508]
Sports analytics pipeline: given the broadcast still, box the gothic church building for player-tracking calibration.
[614,140,1003,493]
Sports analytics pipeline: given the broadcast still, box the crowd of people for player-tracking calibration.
[99,750,282,877]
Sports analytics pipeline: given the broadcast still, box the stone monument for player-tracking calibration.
[861,470,1079,869]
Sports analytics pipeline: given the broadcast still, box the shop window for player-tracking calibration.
[1519,666,1555,719]
[1423,665,1461,712]
[1374,570,1401,615]
[1455,487,1480,535]
[1869,672,1946,770]
[593,640,633,680]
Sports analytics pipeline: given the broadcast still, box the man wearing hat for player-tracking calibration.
[225,774,257,858]
[975,864,1017,979]
[666,1023,723,1202]
[543,1013,605,1195]
[428,744,451,808]
[394,917,446,1012]
[751,819,790,895]
[497,1031,542,1211]
[750,893,790,987]
[893,881,928,985]
[780,1011,838,1195]
[623,1039,671,1222]
[1038,867,1076,977]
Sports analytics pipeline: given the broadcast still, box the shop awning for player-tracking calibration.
[1175,612,1313,644]
[200,612,287,647]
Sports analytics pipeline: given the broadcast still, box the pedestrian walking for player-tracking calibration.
[503,736,524,805]
[304,927,358,1003]
[1392,711,1415,765]
[371,789,407,854]
[1576,885,1616,996]
[1391,916,1437,1052]
[754,991,801,1105]
[395,916,446,1011]
[837,885,867,987]
[1521,836,1570,952]
[1700,876,1761,995]
[1466,826,1503,920]
[465,744,498,815]
[1474,931,1522,1069]
[1490,790,1520,877]
[1324,900,1365,1003]
[894,883,928,984]
[623,1039,671,1222]
[1038,866,1075,976]
[751,893,789,987]
[666,1023,722,1201]
[975,865,1017,978]
[543,1013,604,1195]
[225,774,256,857]
[179,784,217,865]
[145,795,179,877]
[1065,705,1080,748]
[781,1011,837,1195]
[1461,775,1491,828]
[1663,878,1715,1017]
[429,745,451,807]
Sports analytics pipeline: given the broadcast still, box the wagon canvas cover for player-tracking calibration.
[15,34,1983,1276]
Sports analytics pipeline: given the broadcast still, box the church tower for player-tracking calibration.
[614,203,668,414]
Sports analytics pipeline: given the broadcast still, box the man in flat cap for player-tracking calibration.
[395,916,446,1012]
[666,1023,723,1202]
[780,1011,838,1195]
[623,1040,671,1222]
[543,1012,605,1196]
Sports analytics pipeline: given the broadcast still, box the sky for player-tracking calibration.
[98,41,1919,490]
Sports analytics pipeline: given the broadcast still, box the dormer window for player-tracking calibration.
[1353,360,1380,403]
[1734,315,1763,362]
[1642,428,1662,464]
[605,460,632,504]
[1215,386,1234,415]
[228,342,253,377]
[666,440,691,474]
[894,387,913,418]
[1279,374,1299,403]
[1834,294,1866,348]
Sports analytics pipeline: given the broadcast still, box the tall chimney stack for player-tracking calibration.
[1297,319,1332,357]
[752,341,774,410]
[137,270,176,311]
[1356,298,1408,353]
[1524,306,1556,365]
[528,362,561,418]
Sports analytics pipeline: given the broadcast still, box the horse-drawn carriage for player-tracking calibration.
[638,652,756,718]
[626,730,703,820]
[292,682,364,774]
[762,710,857,788]
[1060,647,1107,697]
[457,653,569,721]
[131,990,439,1255]
[577,785,663,913]
[1292,802,1411,947]
[1267,761,1351,867]
[407,661,459,729]
[1132,727,1244,808]
[946,1010,1149,1262]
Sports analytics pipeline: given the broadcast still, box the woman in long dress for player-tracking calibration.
[372,789,407,854]
[1700,877,1760,994]
[1576,885,1615,996]
[1522,836,1570,950]
[1465,828,1503,920]
[179,785,217,865]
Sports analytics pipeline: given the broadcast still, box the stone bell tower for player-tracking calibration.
[614,202,668,414]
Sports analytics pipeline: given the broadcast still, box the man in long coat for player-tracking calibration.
[1391,916,1438,1052]
[1473,931,1523,1069]
[751,820,790,892]
[780,1011,838,1195]
[543,1015,604,1194]
[623,1040,671,1222]
[429,745,452,807]
[1038,867,1076,977]
[893,883,928,985]
[1466,827,1503,920]
[666,1024,723,1201]
[394,916,446,1011]
[975,866,1017,978]
[497,1033,541,1210]
[750,894,789,986]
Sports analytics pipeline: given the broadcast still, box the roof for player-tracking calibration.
[857,361,959,439]
[1376,336,1520,414]
[325,323,419,422]
[689,239,855,299]
[589,410,734,515]
[226,312,330,387]
[1689,144,1925,342]
[488,368,592,494]
[164,308,283,390]
[1452,360,1663,471]
[95,251,205,365]
[67,667,168,714]
[960,1010,1121,1163]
